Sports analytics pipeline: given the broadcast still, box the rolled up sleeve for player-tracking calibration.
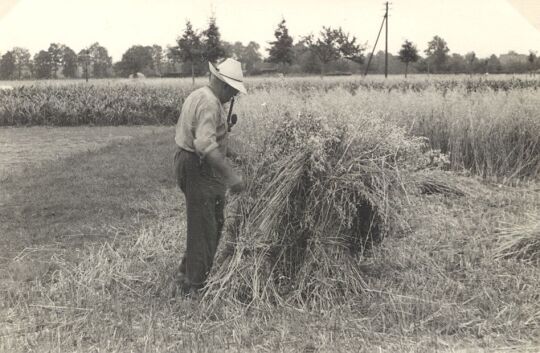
[193,107,220,157]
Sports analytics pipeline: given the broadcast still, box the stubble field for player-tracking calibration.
[0,75,539,352]
[0,126,169,178]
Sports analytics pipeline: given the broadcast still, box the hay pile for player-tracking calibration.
[205,112,427,308]
[494,213,540,263]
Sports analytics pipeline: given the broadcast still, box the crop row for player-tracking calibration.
[1,77,540,126]
[0,84,186,126]
[249,77,540,94]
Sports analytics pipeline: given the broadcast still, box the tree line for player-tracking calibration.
[1,17,538,80]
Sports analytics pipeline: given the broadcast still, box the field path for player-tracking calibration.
[0,126,170,178]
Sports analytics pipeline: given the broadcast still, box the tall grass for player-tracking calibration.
[1,77,538,179]
[350,88,540,180]
[233,86,540,180]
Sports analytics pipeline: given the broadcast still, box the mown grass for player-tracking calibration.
[0,127,177,263]
[1,126,539,352]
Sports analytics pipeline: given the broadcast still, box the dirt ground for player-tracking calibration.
[0,126,170,178]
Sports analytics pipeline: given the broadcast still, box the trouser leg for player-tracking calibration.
[215,195,225,244]
[174,148,226,289]
[178,193,224,282]
[183,189,222,288]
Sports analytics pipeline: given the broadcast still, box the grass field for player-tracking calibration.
[2,75,539,179]
[1,76,539,352]
[0,126,169,178]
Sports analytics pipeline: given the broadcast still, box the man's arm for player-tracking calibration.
[193,105,245,193]
[206,149,245,193]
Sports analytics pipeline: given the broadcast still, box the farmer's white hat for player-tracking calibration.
[208,58,247,94]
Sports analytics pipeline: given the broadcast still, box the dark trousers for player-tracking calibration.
[174,148,226,288]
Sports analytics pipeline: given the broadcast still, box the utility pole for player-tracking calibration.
[364,2,390,77]
[385,1,389,78]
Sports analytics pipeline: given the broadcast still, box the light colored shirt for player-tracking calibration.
[175,86,228,158]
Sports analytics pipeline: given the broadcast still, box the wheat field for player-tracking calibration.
[0,76,539,352]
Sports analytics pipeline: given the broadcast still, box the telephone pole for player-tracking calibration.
[385,1,389,78]
[363,2,390,77]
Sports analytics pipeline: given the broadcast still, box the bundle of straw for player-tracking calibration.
[205,112,425,308]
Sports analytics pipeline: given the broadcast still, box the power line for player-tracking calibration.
[363,8,386,76]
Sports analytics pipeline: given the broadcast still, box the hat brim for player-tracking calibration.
[208,62,247,94]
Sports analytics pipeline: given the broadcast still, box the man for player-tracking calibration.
[173,58,246,295]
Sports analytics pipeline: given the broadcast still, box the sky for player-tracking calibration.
[1,0,540,61]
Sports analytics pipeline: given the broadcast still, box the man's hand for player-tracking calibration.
[226,149,244,165]
[229,174,246,194]
[205,148,245,193]
[226,148,238,160]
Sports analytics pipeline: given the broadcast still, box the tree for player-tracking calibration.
[33,50,52,79]
[221,41,234,58]
[465,51,477,76]
[12,47,31,79]
[479,58,489,74]
[337,30,365,64]
[241,41,263,73]
[267,19,294,68]
[230,41,245,59]
[292,40,321,74]
[447,53,466,74]
[88,43,112,78]
[151,45,164,77]
[486,54,502,74]
[228,41,262,74]
[398,40,419,77]
[424,35,450,73]
[305,27,341,75]
[528,50,537,76]
[305,26,364,75]
[367,51,404,75]
[164,45,181,74]
[499,51,529,73]
[201,16,225,64]
[47,43,64,78]
[173,20,203,84]
[116,45,153,77]
[0,51,16,79]
[77,49,91,81]
[62,46,78,78]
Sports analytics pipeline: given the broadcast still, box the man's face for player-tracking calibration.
[223,84,239,102]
